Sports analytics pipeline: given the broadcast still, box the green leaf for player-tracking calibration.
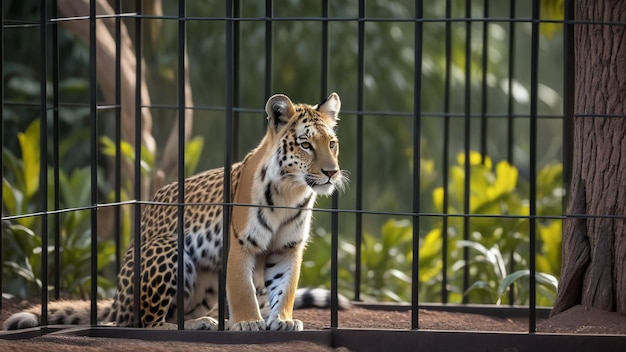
[3,148,26,193]
[497,270,559,301]
[2,178,20,215]
[100,136,153,174]
[59,77,89,93]
[184,136,204,176]
[7,76,41,97]
[18,120,41,200]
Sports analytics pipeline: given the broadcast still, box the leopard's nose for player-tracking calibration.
[322,169,338,178]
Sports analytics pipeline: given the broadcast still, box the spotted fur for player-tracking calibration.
[4,93,346,331]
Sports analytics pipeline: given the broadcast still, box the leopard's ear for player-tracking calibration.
[316,92,341,122]
[265,94,296,133]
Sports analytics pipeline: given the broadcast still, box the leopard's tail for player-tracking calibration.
[3,299,113,330]
[294,288,351,310]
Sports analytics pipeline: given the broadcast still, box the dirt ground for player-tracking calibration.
[0,298,624,351]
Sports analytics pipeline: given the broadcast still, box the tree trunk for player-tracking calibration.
[57,0,195,239]
[552,0,626,316]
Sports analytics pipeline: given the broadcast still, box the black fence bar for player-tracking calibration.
[38,0,49,327]
[462,0,472,304]
[441,0,452,305]
[176,0,186,330]
[562,0,575,195]
[354,0,365,303]
[319,0,338,329]
[528,0,540,333]
[114,0,123,275]
[411,0,424,330]
[220,0,235,331]
[480,0,489,162]
[88,0,99,326]
[320,0,329,99]
[51,0,61,302]
[507,0,517,306]
[232,0,240,160]
[264,0,273,100]
[0,0,4,312]
[133,0,143,328]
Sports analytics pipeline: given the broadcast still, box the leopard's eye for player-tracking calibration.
[300,142,312,150]
[329,140,336,149]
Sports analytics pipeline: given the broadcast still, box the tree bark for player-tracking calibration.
[56,0,195,239]
[552,0,626,316]
[57,0,194,193]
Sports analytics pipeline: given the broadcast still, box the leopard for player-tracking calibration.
[3,93,347,331]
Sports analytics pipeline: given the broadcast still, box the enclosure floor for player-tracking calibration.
[0,299,624,351]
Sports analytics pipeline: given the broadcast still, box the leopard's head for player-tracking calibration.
[265,93,347,196]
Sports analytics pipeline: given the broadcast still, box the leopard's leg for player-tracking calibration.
[226,237,266,331]
[263,245,304,331]
[139,239,217,330]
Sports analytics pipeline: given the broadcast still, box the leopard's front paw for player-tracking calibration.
[185,316,218,330]
[229,319,266,331]
[266,318,303,331]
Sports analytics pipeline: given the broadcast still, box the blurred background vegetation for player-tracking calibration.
[2,0,564,306]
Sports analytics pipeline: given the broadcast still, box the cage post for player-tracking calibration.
[528,0,540,334]
[176,0,187,330]
[232,0,240,160]
[89,0,99,326]
[264,0,273,100]
[0,0,4,311]
[114,0,123,275]
[411,0,424,330]
[479,0,489,161]
[441,0,452,305]
[220,0,235,331]
[354,0,365,303]
[38,0,49,327]
[461,0,472,304]
[318,0,339,329]
[51,0,61,302]
[506,0,517,306]
[562,0,574,198]
[133,0,143,328]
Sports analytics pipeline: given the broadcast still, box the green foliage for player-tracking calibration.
[302,151,563,306]
[4,1,567,306]
[2,120,115,299]
[100,135,204,180]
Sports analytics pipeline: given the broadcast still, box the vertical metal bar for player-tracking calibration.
[441,0,452,305]
[507,0,517,306]
[114,0,123,275]
[176,0,186,330]
[89,0,99,326]
[507,0,516,164]
[319,0,338,329]
[462,0,472,304]
[480,0,489,161]
[562,0,574,200]
[39,0,49,327]
[412,0,423,329]
[354,0,365,303]
[0,0,4,310]
[51,0,61,301]
[133,0,143,328]
[221,0,235,331]
[232,0,240,160]
[264,0,273,99]
[528,0,540,334]
[320,0,329,99]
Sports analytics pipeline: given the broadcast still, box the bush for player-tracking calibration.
[301,151,562,306]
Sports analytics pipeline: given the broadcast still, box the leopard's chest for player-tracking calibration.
[244,183,316,254]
